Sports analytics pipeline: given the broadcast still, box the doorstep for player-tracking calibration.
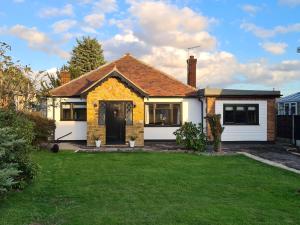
[75,144,141,152]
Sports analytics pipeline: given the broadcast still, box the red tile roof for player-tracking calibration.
[50,54,198,97]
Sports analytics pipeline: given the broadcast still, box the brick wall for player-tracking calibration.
[86,77,144,146]
[267,98,276,141]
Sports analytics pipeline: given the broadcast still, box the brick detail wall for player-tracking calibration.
[267,99,276,141]
[206,97,216,140]
[205,96,277,142]
[86,77,144,146]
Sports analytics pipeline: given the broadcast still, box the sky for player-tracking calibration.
[1,0,300,96]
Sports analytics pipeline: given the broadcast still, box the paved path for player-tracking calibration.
[223,143,300,170]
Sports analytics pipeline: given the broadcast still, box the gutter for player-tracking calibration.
[199,98,204,130]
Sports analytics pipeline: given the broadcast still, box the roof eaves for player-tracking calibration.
[80,67,149,97]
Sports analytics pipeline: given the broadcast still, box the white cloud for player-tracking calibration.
[84,13,104,29]
[278,0,300,6]
[241,22,300,38]
[241,4,261,15]
[93,0,117,13]
[103,30,150,58]
[261,42,288,55]
[101,1,300,88]
[39,4,74,18]
[52,19,77,33]
[6,24,69,59]
[128,1,216,50]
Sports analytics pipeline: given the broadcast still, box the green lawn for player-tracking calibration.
[1,151,300,225]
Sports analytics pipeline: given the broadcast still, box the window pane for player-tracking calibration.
[235,106,247,123]
[172,104,181,125]
[62,103,71,120]
[125,102,133,125]
[73,103,86,121]
[278,103,284,115]
[148,104,154,125]
[225,106,233,111]
[291,103,296,115]
[224,106,234,124]
[99,102,106,125]
[248,106,258,124]
[285,103,289,115]
[155,104,171,125]
[73,108,86,120]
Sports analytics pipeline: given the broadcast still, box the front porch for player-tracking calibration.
[86,76,145,147]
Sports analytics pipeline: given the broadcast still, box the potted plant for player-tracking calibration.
[129,135,137,148]
[94,135,101,148]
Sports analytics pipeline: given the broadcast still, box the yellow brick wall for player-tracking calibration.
[86,77,144,146]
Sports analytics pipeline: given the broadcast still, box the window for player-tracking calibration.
[282,102,298,115]
[278,103,284,115]
[291,103,297,115]
[223,104,259,125]
[284,103,290,115]
[145,103,181,126]
[98,101,133,125]
[61,102,86,121]
[125,102,133,125]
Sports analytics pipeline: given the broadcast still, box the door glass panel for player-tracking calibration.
[125,102,133,125]
[99,102,106,125]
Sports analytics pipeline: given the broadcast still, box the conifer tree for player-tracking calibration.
[68,36,105,79]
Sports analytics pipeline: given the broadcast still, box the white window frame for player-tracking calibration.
[283,102,298,115]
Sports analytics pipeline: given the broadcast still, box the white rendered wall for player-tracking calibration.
[144,98,202,140]
[47,98,87,141]
[215,100,267,141]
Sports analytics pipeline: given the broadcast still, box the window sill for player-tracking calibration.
[223,123,260,126]
[60,120,87,122]
[144,125,181,127]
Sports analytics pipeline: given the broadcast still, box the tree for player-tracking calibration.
[206,114,224,152]
[40,70,61,96]
[68,36,105,79]
[0,42,35,110]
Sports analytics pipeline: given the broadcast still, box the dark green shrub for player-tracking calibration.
[0,109,35,145]
[173,122,207,151]
[0,110,39,196]
[0,127,37,195]
[23,112,55,144]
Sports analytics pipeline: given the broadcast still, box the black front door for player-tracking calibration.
[106,102,126,144]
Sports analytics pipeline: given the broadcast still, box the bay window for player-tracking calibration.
[61,102,86,121]
[145,103,182,126]
[223,104,259,125]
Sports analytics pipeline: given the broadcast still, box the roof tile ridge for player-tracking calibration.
[50,56,128,94]
[127,54,197,91]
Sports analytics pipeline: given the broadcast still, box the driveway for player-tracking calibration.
[223,143,300,170]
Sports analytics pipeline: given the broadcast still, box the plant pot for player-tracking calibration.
[95,140,101,148]
[129,140,135,148]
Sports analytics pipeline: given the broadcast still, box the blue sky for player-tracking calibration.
[1,0,300,96]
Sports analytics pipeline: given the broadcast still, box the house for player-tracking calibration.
[47,54,280,146]
[277,92,300,115]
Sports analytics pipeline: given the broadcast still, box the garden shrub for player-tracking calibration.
[0,109,41,196]
[0,109,35,145]
[0,109,55,145]
[0,127,37,195]
[23,112,55,144]
[173,122,207,151]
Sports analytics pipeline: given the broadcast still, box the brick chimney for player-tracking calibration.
[187,55,197,88]
[60,71,71,85]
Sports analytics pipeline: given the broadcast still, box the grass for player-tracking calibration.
[1,151,300,225]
